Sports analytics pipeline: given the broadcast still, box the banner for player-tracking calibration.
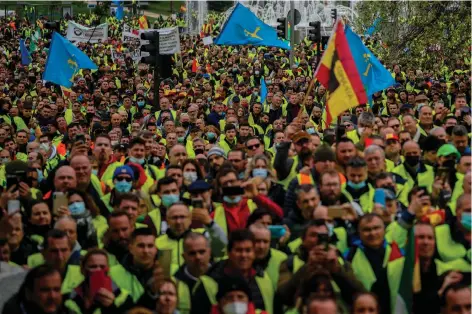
[122,24,140,46]
[111,47,141,64]
[66,21,108,43]
[140,27,181,55]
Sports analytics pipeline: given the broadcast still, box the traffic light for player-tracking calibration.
[276,18,286,39]
[308,21,321,42]
[140,31,159,65]
[331,9,337,21]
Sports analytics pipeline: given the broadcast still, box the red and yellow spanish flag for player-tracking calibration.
[315,20,367,126]
[139,15,149,29]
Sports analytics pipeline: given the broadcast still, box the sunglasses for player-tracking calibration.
[247,143,261,150]
[116,177,132,182]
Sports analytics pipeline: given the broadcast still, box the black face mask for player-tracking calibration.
[194,148,204,155]
[181,121,190,128]
[404,155,420,167]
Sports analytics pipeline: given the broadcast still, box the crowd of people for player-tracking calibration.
[0,8,470,314]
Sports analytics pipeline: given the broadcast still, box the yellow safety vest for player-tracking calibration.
[266,248,287,290]
[350,244,404,314]
[435,224,471,263]
[342,183,376,214]
[392,163,435,206]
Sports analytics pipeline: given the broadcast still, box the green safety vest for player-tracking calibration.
[109,264,145,302]
[342,183,375,214]
[435,258,471,275]
[155,229,205,276]
[346,129,360,144]
[448,172,464,216]
[197,271,274,314]
[101,161,123,188]
[213,201,258,236]
[175,279,191,314]
[266,249,287,290]
[278,156,299,190]
[350,244,404,314]
[435,224,471,263]
[392,163,435,206]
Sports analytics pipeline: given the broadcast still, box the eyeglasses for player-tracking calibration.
[247,143,261,150]
[116,177,132,182]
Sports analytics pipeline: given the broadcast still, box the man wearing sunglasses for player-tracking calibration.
[102,165,135,214]
[245,136,265,158]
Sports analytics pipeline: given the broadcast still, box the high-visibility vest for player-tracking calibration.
[155,229,205,276]
[448,172,464,216]
[350,244,404,314]
[278,156,299,190]
[101,161,123,188]
[196,271,274,314]
[109,264,145,302]
[265,248,287,290]
[392,163,435,205]
[296,173,314,185]
[435,224,471,263]
[174,279,191,314]
[346,129,360,144]
[213,201,258,236]
[342,183,376,214]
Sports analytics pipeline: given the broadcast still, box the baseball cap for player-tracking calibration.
[113,165,134,179]
[291,131,311,143]
[437,144,460,159]
[384,133,399,141]
[188,180,212,193]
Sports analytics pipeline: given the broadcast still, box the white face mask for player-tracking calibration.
[223,302,248,314]
[357,127,365,135]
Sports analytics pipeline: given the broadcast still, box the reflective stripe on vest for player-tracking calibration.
[297,173,314,185]
[435,224,468,262]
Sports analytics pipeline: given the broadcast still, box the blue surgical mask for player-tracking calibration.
[137,100,145,107]
[115,180,132,193]
[461,212,472,231]
[307,127,315,135]
[36,169,44,183]
[347,180,366,190]
[161,194,179,208]
[206,132,216,140]
[223,195,242,204]
[129,156,145,165]
[252,168,268,179]
[69,201,86,216]
[91,169,98,176]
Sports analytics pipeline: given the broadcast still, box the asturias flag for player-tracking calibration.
[43,32,98,88]
[315,20,367,126]
[113,0,124,20]
[345,26,395,99]
[260,77,267,103]
[215,3,290,50]
[20,39,31,65]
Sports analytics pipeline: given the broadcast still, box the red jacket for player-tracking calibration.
[211,195,283,234]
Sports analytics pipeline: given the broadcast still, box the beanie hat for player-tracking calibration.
[207,146,226,159]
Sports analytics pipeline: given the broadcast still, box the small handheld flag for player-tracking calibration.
[19,39,32,65]
[139,16,149,29]
[215,3,290,50]
[43,32,97,88]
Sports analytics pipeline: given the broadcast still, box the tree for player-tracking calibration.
[354,1,471,71]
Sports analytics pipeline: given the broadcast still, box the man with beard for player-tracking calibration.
[384,133,403,167]
[268,95,284,123]
[286,94,302,124]
[104,211,134,265]
[310,104,323,131]
[283,145,337,216]
[206,146,226,183]
[275,131,315,190]
[93,134,122,187]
